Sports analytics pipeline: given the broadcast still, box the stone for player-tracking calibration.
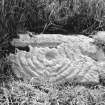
[9,34,105,84]
[93,31,105,44]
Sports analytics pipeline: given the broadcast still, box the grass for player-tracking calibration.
[0,0,105,36]
[1,0,105,105]
[0,80,105,105]
[0,0,105,56]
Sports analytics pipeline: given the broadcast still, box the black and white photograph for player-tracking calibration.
[0,0,105,105]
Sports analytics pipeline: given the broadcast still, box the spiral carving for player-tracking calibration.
[9,34,103,83]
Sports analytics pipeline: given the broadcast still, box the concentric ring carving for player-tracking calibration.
[9,34,104,83]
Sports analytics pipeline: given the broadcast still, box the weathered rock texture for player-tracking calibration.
[9,34,105,84]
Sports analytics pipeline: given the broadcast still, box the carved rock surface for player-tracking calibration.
[9,34,105,83]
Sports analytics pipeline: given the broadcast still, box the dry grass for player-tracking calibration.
[0,0,105,35]
[0,0,105,57]
[0,80,105,105]
[0,0,105,104]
